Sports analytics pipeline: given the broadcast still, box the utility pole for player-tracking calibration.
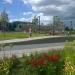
[70,21,73,35]
[70,21,73,30]
[53,16,55,35]
[38,16,40,33]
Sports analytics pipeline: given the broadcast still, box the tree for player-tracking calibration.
[32,16,38,26]
[32,16,38,32]
[65,26,70,31]
[15,24,22,31]
[0,10,9,31]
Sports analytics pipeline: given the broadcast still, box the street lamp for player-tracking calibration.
[36,16,40,33]
[38,16,40,33]
[53,16,55,35]
[70,21,73,35]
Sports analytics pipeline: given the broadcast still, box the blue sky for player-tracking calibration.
[0,0,75,27]
[0,0,54,24]
[0,0,34,22]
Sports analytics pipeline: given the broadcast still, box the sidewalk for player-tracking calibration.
[0,45,64,58]
[0,35,64,44]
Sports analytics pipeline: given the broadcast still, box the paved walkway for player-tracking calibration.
[0,45,64,58]
[0,35,64,44]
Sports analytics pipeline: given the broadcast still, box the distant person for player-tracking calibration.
[67,31,70,36]
[49,31,51,35]
[29,27,32,37]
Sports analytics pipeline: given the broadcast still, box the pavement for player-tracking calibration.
[0,35,75,44]
[0,35,64,44]
[0,42,64,58]
[0,35,74,58]
[0,46,64,58]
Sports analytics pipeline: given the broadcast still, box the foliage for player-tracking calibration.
[0,58,13,75]
[0,10,9,31]
[0,41,75,75]
[65,26,70,31]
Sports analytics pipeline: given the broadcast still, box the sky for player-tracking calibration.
[0,0,75,27]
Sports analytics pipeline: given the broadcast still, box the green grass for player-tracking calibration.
[0,32,48,40]
[0,32,29,40]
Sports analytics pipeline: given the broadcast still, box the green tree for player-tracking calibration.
[15,24,22,31]
[65,26,70,31]
[32,16,38,25]
[0,10,9,31]
[32,16,38,32]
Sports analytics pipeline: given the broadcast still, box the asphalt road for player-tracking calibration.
[0,42,64,58]
[0,35,75,58]
[4,42,64,50]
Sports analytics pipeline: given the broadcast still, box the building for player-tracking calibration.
[53,16,65,34]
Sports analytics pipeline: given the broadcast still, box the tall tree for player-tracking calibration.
[0,10,9,31]
[32,16,38,26]
[32,16,38,32]
[65,26,70,31]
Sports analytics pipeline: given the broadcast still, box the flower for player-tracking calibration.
[47,54,59,62]
[30,57,37,66]
[37,57,45,66]
[64,57,75,74]
[30,53,60,66]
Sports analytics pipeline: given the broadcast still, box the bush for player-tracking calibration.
[0,41,75,75]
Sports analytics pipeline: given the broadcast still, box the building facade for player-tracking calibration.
[53,16,65,34]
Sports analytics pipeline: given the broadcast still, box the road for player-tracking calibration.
[0,36,64,44]
[0,35,75,44]
[0,35,74,58]
[0,42,64,58]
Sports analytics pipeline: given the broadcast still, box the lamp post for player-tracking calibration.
[3,22,6,40]
[70,21,73,35]
[53,16,55,35]
[36,16,40,33]
[38,16,40,33]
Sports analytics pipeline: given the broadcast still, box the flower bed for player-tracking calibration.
[0,41,75,75]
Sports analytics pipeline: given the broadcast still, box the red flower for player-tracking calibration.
[30,53,60,67]
[30,57,37,66]
[47,56,52,62]
[47,54,59,62]
[37,57,45,66]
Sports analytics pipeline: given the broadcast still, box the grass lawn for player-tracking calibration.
[0,32,48,40]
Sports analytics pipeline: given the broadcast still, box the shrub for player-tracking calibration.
[0,41,75,75]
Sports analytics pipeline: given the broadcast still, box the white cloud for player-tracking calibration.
[10,17,32,22]
[3,0,12,4]
[23,12,33,16]
[19,17,32,22]
[22,0,54,24]
[22,0,28,4]
[19,18,25,21]
[28,0,41,4]
[37,13,43,16]
[25,0,75,23]
[22,0,41,5]
[10,19,18,22]
[38,14,53,24]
